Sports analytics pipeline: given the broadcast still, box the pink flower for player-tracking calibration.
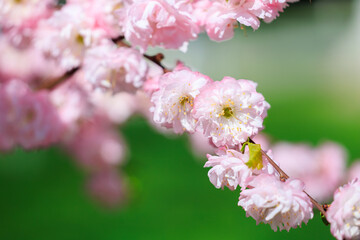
[0,80,63,150]
[0,38,64,84]
[142,65,163,95]
[189,130,216,158]
[151,69,211,134]
[252,133,270,151]
[203,0,260,41]
[83,43,148,93]
[92,91,138,124]
[193,77,270,147]
[205,147,276,190]
[204,2,240,42]
[246,0,298,23]
[65,116,126,171]
[35,4,106,70]
[326,179,360,240]
[205,148,253,190]
[272,141,347,202]
[50,77,95,136]
[0,0,54,47]
[190,0,297,42]
[87,169,127,207]
[124,0,199,52]
[68,0,128,38]
[238,174,313,231]
[347,161,360,182]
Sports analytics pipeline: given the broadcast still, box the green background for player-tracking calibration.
[1,0,359,239]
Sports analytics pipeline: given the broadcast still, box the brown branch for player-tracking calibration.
[249,138,327,216]
[36,66,80,90]
[112,36,171,73]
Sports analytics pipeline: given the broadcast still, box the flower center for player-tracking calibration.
[75,34,85,45]
[179,96,190,106]
[222,107,233,119]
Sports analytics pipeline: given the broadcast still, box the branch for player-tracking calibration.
[249,138,327,216]
[36,66,80,90]
[112,36,171,73]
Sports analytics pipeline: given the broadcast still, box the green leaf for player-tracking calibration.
[245,143,263,170]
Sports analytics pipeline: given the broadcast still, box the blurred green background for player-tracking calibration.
[1,0,359,239]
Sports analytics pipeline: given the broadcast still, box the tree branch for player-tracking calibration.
[112,36,171,73]
[36,66,80,90]
[249,138,327,216]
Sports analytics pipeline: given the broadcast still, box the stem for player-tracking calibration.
[112,36,170,73]
[249,138,327,216]
[36,66,80,90]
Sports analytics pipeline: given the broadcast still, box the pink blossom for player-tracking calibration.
[151,69,211,134]
[205,148,253,190]
[347,161,360,182]
[50,77,95,136]
[238,174,313,231]
[246,0,298,23]
[0,80,63,150]
[205,147,276,190]
[143,65,163,95]
[65,116,126,171]
[92,91,138,124]
[0,0,54,47]
[326,179,360,240]
[35,4,106,71]
[83,43,148,93]
[0,38,64,85]
[204,1,258,42]
[190,0,297,42]
[124,0,199,52]
[87,169,127,207]
[193,77,270,147]
[68,0,128,38]
[252,133,270,151]
[272,141,347,202]
[189,130,216,158]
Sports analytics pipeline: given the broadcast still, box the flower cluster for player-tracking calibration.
[2,0,356,239]
[123,0,299,50]
[147,60,317,231]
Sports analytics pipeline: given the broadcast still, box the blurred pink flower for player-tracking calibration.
[124,0,199,52]
[50,77,95,136]
[87,169,127,207]
[189,130,216,158]
[272,141,347,202]
[0,80,63,150]
[68,0,128,38]
[92,91,138,124]
[252,133,270,151]
[194,77,270,147]
[238,174,313,231]
[327,179,360,240]
[0,38,64,85]
[65,115,126,171]
[83,43,148,93]
[35,4,106,70]
[347,161,360,182]
[151,68,211,134]
[143,65,163,95]
[0,0,54,47]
